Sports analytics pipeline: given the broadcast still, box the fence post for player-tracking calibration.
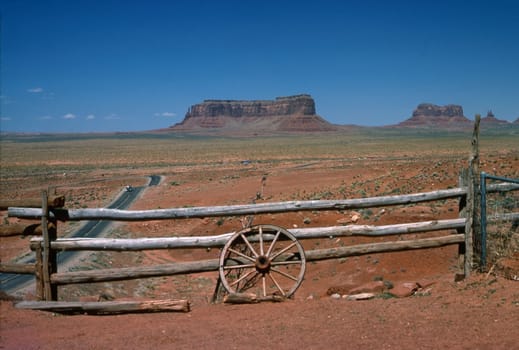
[457,168,468,275]
[464,114,481,277]
[41,190,58,301]
[34,240,44,300]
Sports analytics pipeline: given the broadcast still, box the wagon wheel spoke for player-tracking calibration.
[270,241,297,261]
[265,229,281,257]
[227,248,256,263]
[259,225,264,256]
[267,272,286,296]
[219,224,306,299]
[240,233,259,258]
[222,263,256,270]
[270,266,299,282]
[229,269,258,287]
[271,260,303,266]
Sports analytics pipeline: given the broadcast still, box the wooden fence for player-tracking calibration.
[3,180,518,304]
[4,118,519,313]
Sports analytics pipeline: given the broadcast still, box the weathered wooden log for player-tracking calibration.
[15,299,190,314]
[0,196,65,210]
[8,187,468,220]
[223,293,285,304]
[305,234,464,261]
[50,234,464,285]
[0,263,35,274]
[0,223,55,237]
[224,292,259,304]
[31,219,466,252]
[9,184,518,221]
[51,259,220,284]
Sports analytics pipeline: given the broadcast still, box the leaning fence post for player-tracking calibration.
[41,190,58,301]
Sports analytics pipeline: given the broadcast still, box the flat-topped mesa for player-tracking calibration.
[171,94,337,132]
[412,103,464,118]
[397,103,472,128]
[186,94,315,119]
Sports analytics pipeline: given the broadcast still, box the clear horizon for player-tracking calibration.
[1,0,518,133]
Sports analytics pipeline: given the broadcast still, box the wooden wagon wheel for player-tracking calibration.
[219,224,306,298]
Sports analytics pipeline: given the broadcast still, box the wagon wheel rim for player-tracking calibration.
[219,224,306,298]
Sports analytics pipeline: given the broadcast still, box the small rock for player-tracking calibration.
[351,214,360,223]
[336,218,351,225]
[345,293,375,301]
[349,281,386,295]
[330,293,341,299]
[390,282,418,298]
[416,280,436,289]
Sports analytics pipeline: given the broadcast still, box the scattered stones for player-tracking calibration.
[327,279,435,300]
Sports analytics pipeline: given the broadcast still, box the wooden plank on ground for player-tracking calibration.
[15,299,191,314]
[223,293,285,304]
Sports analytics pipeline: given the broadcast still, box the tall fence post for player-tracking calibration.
[464,114,481,277]
[41,190,58,301]
[458,168,468,276]
[480,172,488,270]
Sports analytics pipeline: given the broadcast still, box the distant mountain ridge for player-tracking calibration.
[395,104,516,129]
[165,96,517,134]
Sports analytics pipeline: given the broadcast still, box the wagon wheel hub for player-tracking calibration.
[255,255,271,274]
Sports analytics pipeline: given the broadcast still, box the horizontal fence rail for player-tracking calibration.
[9,183,518,222]
[31,219,466,251]
[49,234,465,286]
[10,188,467,221]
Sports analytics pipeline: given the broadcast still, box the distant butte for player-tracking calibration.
[162,97,516,135]
[480,110,509,125]
[396,103,472,129]
[169,94,338,133]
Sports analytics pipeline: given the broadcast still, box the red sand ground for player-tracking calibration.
[1,155,518,349]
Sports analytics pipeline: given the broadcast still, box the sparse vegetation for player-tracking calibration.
[1,129,518,349]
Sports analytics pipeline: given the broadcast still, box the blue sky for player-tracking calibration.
[1,0,518,133]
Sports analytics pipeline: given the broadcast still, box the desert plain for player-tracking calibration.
[1,129,518,349]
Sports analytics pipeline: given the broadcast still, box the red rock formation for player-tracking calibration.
[480,110,510,125]
[397,103,472,128]
[170,94,337,133]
